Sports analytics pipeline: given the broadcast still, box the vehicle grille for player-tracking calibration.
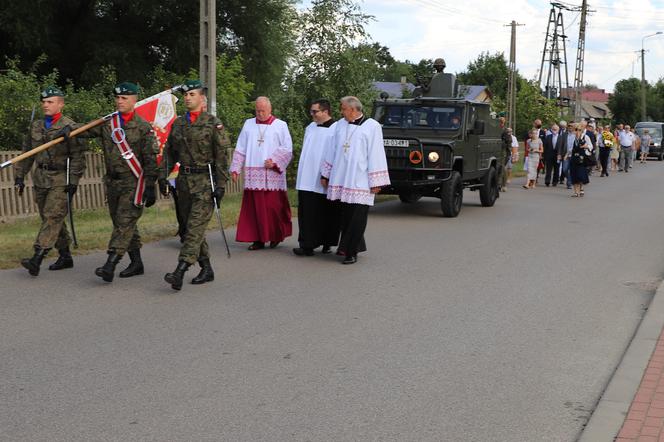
[385,147,409,169]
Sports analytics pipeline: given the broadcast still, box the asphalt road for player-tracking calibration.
[2,162,664,442]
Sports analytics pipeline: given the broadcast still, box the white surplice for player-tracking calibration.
[296,121,337,194]
[321,117,390,206]
[230,117,293,191]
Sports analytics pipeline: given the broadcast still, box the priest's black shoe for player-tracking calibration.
[191,259,214,285]
[293,247,314,256]
[165,261,190,291]
[321,246,332,254]
[95,252,122,282]
[49,248,73,271]
[119,249,144,278]
[21,247,50,276]
[342,255,357,265]
[248,242,265,250]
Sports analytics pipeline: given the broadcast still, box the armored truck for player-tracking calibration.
[373,67,503,217]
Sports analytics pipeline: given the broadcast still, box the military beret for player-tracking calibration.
[41,86,64,99]
[182,79,204,92]
[113,82,139,96]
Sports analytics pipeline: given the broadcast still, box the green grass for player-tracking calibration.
[0,190,395,269]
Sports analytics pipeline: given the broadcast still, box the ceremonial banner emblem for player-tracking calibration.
[135,91,178,165]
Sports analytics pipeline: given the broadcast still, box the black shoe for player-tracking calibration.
[321,246,332,254]
[545,183,550,187]
[191,259,214,285]
[119,249,144,278]
[342,255,357,265]
[21,247,50,276]
[248,242,265,250]
[269,241,280,249]
[293,247,314,256]
[164,261,191,290]
[95,252,122,282]
[48,248,73,271]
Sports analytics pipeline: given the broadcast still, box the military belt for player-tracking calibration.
[179,165,210,174]
[37,163,65,171]
[108,171,135,180]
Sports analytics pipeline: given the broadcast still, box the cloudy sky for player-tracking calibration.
[316,0,664,92]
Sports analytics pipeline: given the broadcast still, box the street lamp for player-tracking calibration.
[641,31,662,121]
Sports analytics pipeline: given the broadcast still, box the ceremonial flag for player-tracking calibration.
[135,90,178,165]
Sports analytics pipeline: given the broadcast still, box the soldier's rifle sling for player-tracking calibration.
[0,85,185,170]
[208,163,231,258]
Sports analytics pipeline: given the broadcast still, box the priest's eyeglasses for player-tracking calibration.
[309,109,321,115]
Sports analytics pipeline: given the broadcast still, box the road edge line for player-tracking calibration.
[578,280,664,441]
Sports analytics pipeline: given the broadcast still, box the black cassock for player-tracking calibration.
[337,202,368,256]
[297,190,340,249]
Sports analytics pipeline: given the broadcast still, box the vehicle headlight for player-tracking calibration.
[428,152,440,162]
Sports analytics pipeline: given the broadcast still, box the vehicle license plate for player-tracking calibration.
[384,139,410,147]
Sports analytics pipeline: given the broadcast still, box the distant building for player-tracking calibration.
[373,77,416,98]
[457,85,493,103]
[561,87,613,121]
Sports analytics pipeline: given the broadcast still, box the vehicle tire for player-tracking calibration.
[479,166,498,207]
[658,152,663,161]
[440,171,463,217]
[398,192,422,204]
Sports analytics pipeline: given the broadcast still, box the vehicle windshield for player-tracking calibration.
[636,126,663,139]
[376,105,463,130]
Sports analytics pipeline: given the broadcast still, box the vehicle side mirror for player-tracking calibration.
[472,120,485,135]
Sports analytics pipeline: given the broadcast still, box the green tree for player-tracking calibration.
[514,78,560,137]
[608,78,641,124]
[456,52,510,100]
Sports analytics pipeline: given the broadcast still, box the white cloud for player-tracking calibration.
[359,0,664,92]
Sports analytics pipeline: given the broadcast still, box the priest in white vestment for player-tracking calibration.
[293,99,340,256]
[230,96,293,250]
[320,96,390,264]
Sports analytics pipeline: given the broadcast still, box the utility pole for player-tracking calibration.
[505,20,524,130]
[200,0,217,116]
[538,3,571,115]
[641,32,662,122]
[573,0,589,121]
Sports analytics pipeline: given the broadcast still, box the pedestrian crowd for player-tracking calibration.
[500,118,652,198]
[13,82,390,291]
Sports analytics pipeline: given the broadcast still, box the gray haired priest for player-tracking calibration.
[320,96,390,265]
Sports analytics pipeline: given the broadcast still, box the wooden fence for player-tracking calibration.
[0,150,243,221]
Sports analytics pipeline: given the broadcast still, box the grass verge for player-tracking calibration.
[0,190,396,269]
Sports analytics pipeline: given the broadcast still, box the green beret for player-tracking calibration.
[113,82,139,96]
[182,79,204,92]
[40,86,64,99]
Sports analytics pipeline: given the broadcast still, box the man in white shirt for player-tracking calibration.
[618,125,634,172]
[320,96,390,265]
[293,99,339,256]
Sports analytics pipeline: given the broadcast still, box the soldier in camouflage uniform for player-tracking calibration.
[78,82,159,282]
[14,86,86,276]
[159,80,229,291]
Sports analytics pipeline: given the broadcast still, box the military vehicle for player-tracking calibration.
[373,60,503,217]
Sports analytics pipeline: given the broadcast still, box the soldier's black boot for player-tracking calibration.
[164,261,190,291]
[95,252,122,283]
[191,258,214,285]
[119,249,144,278]
[21,247,50,276]
[49,248,73,271]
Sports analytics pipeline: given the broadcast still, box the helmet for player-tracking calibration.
[433,58,446,71]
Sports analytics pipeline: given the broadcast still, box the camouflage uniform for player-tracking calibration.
[83,115,159,255]
[16,115,85,251]
[161,112,230,264]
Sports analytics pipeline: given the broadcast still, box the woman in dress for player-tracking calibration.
[640,129,652,164]
[523,129,543,189]
[570,127,593,197]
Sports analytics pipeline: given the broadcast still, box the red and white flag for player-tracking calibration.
[135,91,178,165]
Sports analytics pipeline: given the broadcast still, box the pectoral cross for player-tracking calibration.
[343,142,350,153]
[258,138,264,146]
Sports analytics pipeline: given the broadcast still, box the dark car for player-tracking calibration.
[635,122,664,160]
